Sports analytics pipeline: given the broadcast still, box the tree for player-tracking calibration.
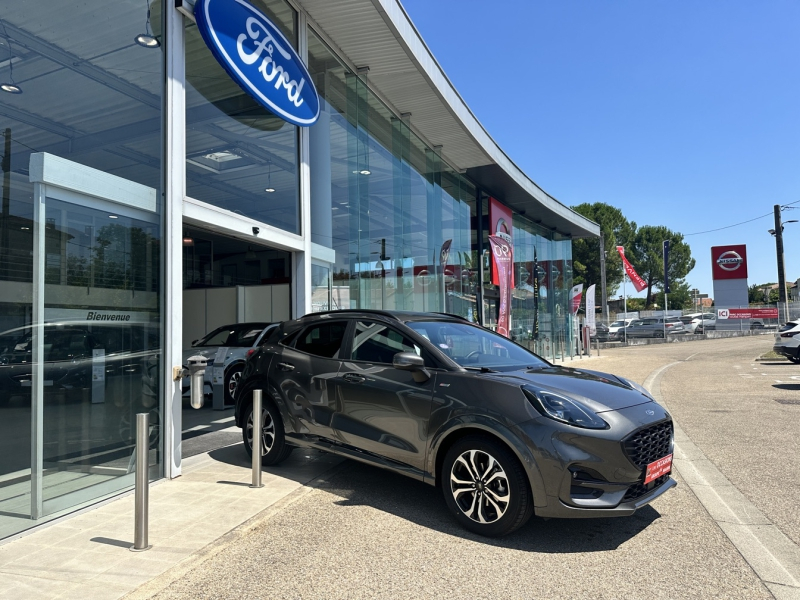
[748,283,779,304]
[628,225,695,307]
[653,280,693,310]
[570,203,636,306]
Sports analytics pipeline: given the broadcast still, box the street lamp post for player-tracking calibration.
[769,204,798,324]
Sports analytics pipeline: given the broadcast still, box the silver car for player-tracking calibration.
[183,323,277,404]
[626,317,686,338]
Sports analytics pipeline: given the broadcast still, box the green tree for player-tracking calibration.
[653,280,693,310]
[629,225,695,307]
[570,203,636,305]
[748,283,779,304]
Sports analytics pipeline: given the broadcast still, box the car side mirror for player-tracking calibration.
[393,352,430,383]
[191,339,198,347]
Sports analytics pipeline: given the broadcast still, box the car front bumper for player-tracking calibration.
[518,401,676,518]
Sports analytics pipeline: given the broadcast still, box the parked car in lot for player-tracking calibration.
[608,318,635,341]
[626,317,686,338]
[680,313,716,334]
[183,323,276,404]
[593,322,611,341]
[773,321,800,363]
[235,309,675,537]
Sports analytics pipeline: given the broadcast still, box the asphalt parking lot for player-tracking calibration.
[147,335,798,600]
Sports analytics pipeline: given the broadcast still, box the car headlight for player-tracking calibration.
[522,386,608,429]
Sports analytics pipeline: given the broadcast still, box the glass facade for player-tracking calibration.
[0,0,164,539]
[185,0,300,233]
[307,30,479,321]
[0,0,588,541]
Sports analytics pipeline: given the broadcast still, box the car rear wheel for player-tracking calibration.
[441,436,531,537]
[224,365,243,405]
[243,397,293,465]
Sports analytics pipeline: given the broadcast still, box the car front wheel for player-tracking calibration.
[224,365,243,405]
[243,397,293,465]
[441,436,532,537]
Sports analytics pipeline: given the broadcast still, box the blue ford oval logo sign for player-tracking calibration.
[195,0,320,127]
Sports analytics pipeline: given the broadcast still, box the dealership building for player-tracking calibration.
[0,0,599,539]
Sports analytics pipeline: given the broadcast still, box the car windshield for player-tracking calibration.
[406,321,548,371]
[610,321,625,327]
[195,324,270,347]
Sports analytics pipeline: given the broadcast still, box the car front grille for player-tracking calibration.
[622,420,673,469]
[623,474,669,501]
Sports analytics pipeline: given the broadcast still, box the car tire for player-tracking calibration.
[789,354,800,364]
[440,435,532,537]
[224,365,244,406]
[242,396,293,466]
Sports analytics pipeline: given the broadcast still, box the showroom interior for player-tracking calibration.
[0,0,598,540]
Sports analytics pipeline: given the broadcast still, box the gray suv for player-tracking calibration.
[626,317,686,338]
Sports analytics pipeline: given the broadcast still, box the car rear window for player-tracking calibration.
[779,322,798,333]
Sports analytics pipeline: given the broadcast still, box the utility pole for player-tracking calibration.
[774,204,789,324]
[599,233,608,323]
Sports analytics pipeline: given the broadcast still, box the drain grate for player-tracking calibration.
[775,398,800,405]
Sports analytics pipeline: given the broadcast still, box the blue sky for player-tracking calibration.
[401,0,800,296]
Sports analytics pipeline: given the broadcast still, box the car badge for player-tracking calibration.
[645,409,655,416]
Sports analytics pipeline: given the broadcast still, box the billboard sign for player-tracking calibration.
[711,244,748,280]
[717,308,778,320]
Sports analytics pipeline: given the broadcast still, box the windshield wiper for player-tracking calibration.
[463,366,498,373]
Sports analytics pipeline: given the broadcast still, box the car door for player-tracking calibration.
[333,319,436,474]
[268,320,349,441]
[627,320,645,337]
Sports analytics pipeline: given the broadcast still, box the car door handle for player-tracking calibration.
[343,373,366,384]
[277,362,295,371]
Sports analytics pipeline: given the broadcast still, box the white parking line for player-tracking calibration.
[211,416,235,424]
[644,361,800,597]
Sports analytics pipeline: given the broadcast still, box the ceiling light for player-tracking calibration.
[265,160,275,193]
[245,246,257,261]
[134,33,160,48]
[1,82,21,94]
[265,187,275,193]
[109,215,118,219]
[183,237,193,245]
[359,170,371,175]
[20,226,29,230]
[135,1,160,48]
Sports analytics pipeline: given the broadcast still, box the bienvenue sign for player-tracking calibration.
[195,0,320,127]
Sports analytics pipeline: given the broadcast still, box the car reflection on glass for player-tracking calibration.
[234,310,676,537]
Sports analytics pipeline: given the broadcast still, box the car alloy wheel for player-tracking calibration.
[450,449,509,524]
[245,407,275,456]
[441,436,531,537]
[225,366,243,404]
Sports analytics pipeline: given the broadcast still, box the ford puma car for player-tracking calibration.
[235,310,676,537]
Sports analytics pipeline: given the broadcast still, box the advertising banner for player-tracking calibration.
[533,248,539,340]
[616,246,647,292]
[711,245,748,281]
[570,284,583,314]
[717,308,778,320]
[586,284,596,334]
[489,198,514,287]
[488,235,513,337]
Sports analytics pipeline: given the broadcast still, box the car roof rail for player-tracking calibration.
[306,309,402,321]
[430,312,470,322]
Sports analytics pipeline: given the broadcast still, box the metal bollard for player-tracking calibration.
[250,390,264,488]
[131,413,151,552]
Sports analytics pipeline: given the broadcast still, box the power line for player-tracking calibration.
[684,200,800,236]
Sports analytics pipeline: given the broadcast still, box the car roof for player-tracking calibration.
[299,309,470,324]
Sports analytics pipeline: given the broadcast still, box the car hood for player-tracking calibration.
[181,347,220,365]
[487,366,653,413]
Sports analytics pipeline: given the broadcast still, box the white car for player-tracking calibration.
[183,323,277,404]
[607,318,634,340]
[774,321,800,363]
[680,313,716,334]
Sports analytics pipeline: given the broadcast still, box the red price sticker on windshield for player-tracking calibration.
[644,454,673,484]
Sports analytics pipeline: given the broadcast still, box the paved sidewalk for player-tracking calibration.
[0,444,341,600]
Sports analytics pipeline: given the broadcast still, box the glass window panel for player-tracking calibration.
[185,0,300,234]
[294,322,347,358]
[350,321,419,364]
[0,0,164,539]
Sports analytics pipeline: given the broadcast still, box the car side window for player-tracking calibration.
[293,322,347,359]
[350,321,423,365]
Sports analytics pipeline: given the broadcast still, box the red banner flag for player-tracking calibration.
[616,246,647,292]
[488,235,513,338]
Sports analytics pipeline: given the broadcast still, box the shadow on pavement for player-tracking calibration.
[207,443,340,485]
[323,461,660,553]
[90,536,131,548]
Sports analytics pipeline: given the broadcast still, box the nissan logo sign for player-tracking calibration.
[716,250,743,271]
